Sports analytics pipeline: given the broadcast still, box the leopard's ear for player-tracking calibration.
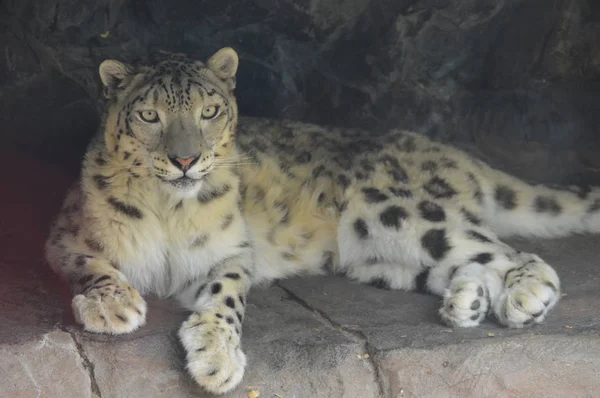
[99,60,134,98]
[207,47,238,90]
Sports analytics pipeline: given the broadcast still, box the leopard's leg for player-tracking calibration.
[45,189,147,334]
[336,192,560,328]
[176,254,253,395]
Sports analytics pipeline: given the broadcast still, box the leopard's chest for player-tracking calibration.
[117,194,248,297]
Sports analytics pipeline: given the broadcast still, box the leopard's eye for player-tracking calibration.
[202,105,220,120]
[138,110,159,123]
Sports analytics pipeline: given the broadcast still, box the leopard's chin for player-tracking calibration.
[161,176,204,197]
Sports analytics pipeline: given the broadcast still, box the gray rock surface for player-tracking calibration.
[378,335,600,398]
[1,330,92,398]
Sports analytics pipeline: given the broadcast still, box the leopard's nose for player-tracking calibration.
[169,156,199,171]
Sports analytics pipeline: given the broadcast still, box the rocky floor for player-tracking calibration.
[1,155,599,398]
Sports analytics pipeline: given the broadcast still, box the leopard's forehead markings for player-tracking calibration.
[131,54,211,112]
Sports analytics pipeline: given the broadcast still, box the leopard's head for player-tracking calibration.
[99,47,239,196]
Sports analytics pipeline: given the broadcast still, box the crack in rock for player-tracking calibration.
[15,356,42,397]
[59,326,102,398]
[276,283,385,397]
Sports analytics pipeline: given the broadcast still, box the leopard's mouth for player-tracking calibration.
[158,175,204,193]
[166,176,201,188]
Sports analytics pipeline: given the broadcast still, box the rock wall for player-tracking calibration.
[1,0,599,181]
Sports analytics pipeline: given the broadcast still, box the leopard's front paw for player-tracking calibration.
[72,275,147,334]
[494,254,560,328]
[179,312,246,395]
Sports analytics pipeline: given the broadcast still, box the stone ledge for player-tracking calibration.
[377,335,600,397]
[0,330,93,398]
[1,288,381,398]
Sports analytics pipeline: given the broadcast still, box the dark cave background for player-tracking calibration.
[1,0,600,184]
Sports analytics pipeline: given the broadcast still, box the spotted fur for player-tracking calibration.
[46,48,600,395]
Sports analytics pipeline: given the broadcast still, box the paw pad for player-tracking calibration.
[439,278,489,327]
